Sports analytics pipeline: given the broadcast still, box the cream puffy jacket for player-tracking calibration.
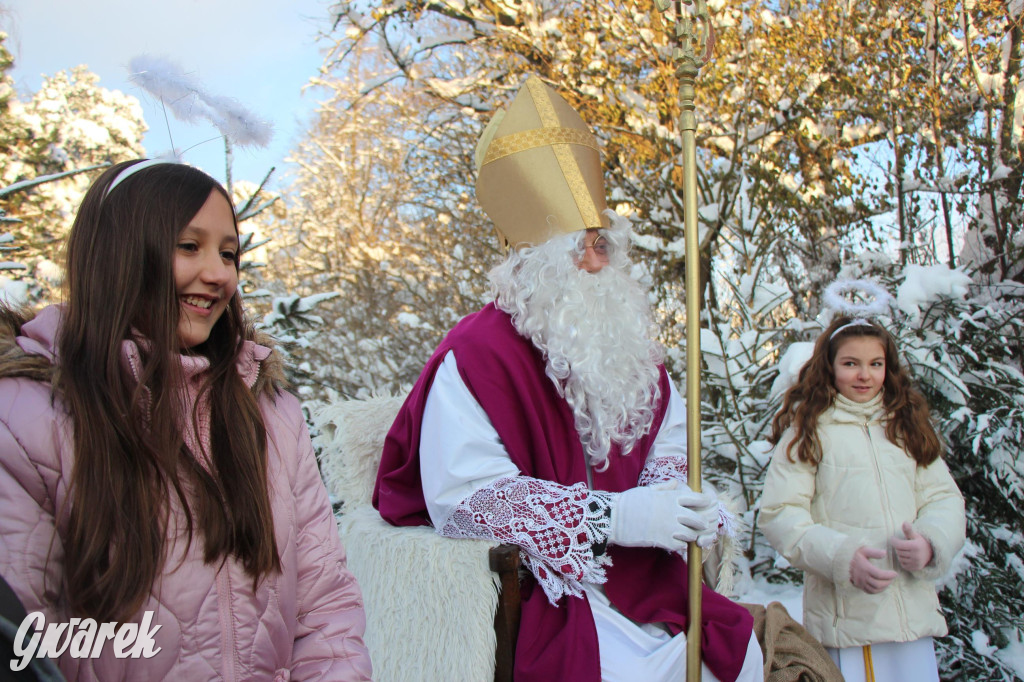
[760,393,965,648]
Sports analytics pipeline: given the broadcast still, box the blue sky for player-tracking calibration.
[3,0,332,189]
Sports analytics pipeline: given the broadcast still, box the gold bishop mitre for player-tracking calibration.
[475,76,609,250]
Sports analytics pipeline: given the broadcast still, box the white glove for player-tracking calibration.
[689,482,722,549]
[608,482,718,552]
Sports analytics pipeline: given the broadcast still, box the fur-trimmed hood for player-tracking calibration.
[0,304,287,397]
[0,306,52,383]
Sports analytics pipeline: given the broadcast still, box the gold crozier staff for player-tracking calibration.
[652,1,715,679]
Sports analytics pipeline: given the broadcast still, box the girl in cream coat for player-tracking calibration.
[761,315,964,682]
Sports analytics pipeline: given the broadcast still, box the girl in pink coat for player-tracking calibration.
[0,160,372,680]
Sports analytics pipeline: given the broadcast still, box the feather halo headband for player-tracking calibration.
[104,56,276,200]
[822,279,892,340]
[128,55,273,149]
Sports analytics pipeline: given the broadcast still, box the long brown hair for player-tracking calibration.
[56,160,280,622]
[769,316,941,467]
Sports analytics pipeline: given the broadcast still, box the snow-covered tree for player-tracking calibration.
[253,55,497,400]
[896,273,1024,680]
[952,0,1024,284]
[0,32,147,302]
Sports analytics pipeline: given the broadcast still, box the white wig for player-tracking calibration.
[488,211,665,469]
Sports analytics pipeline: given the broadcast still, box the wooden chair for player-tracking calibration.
[313,395,521,682]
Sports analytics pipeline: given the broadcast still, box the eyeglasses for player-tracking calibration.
[585,239,610,257]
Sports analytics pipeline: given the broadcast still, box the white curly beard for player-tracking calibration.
[488,213,665,470]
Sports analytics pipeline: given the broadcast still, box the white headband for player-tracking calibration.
[104,159,178,198]
[829,317,874,340]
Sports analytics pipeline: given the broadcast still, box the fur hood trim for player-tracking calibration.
[0,307,52,383]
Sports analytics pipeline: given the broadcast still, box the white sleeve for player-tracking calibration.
[419,351,616,605]
[760,432,859,586]
[419,350,522,527]
[639,380,690,484]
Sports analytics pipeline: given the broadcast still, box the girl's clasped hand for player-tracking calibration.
[851,522,935,594]
[889,522,934,573]
[849,546,897,594]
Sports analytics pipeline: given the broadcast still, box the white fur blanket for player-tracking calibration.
[313,395,407,509]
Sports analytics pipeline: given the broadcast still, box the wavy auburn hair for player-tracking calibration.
[769,316,941,467]
[56,161,280,622]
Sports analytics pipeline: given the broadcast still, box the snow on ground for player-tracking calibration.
[736,576,804,622]
[995,630,1024,678]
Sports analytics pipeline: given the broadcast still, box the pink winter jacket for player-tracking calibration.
[0,306,373,681]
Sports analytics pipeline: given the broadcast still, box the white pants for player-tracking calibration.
[827,637,938,682]
[585,583,764,682]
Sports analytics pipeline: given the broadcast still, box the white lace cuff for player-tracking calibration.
[638,454,688,486]
[439,475,614,605]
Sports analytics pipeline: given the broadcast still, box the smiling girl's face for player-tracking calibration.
[173,190,238,349]
[832,336,886,403]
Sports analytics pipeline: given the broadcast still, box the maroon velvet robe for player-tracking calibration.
[374,303,753,681]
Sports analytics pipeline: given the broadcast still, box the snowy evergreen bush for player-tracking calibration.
[695,273,794,566]
[891,277,1024,680]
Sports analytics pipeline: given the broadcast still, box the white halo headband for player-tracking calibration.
[823,278,891,318]
[104,159,179,198]
[822,278,892,340]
